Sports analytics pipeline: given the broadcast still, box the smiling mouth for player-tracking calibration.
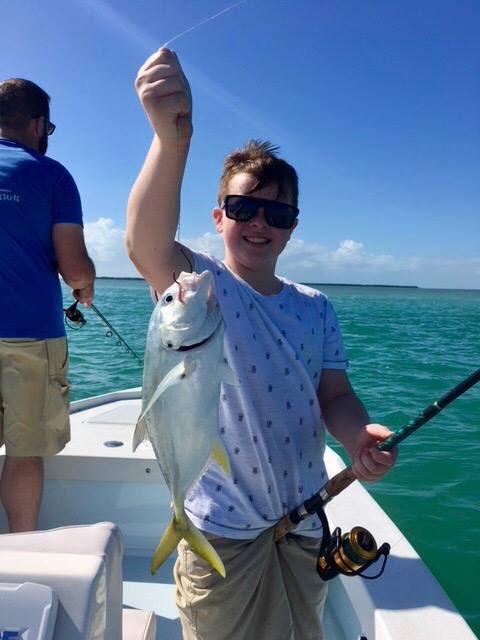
[243,237,270,245]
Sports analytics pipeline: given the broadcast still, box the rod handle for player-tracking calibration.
[273,466,356,541]
[322,465,357,500]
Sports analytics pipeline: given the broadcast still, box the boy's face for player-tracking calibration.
[213,172,297,273]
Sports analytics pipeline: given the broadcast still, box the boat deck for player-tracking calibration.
[0,389,476,639]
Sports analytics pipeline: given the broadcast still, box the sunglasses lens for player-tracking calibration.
[225,196,256,221]
[265,205,296,229]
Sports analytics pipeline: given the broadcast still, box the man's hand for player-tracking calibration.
[73,283,94,307]
[349,423,398,482]
[135,48,192,147]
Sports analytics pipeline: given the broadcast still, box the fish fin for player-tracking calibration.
[150,517,183,575]
[219,362,240,387]
[145,360,188,407]
[211,441,230,476]
[182,517,226,578]
[132,415,147,452]
[136,359,196,435]
[151,513,226,578]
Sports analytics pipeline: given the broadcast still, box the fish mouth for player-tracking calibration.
[177,335,211,352]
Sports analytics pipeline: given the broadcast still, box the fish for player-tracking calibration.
[133,270,238,577]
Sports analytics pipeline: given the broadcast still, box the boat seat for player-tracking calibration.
[0,521,156,640]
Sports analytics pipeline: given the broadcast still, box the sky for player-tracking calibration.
[1,0,479,288]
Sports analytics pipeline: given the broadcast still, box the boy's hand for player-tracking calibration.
[135,48,192,147]
[350,423,398,483]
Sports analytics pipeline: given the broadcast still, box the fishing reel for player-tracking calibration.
[64,300,86,329]
[316,508,390,581]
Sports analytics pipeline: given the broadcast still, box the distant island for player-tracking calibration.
[96,276,144,280]
[301,282,419,289]
[95,276,419,288]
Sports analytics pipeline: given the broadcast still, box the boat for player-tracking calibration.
[0,387,476,639]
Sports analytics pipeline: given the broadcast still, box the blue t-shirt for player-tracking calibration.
[0,139,83,338]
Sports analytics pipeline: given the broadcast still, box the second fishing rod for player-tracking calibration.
[64,299,143,364]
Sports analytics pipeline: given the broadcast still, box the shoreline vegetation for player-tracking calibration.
[95,276,419,289]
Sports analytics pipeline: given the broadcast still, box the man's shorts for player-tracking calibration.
[0,338,70,457]
[175,528,327,640]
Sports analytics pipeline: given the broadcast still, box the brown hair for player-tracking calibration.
[217,139,299,207]
[0,78,50,131]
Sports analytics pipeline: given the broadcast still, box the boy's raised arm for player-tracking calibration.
[126,48,193,294]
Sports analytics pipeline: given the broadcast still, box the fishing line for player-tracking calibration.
[162,0,247,48]
[165,1,247,257]
[90,303,143,363]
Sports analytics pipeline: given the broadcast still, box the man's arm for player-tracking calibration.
[318,369,397,482]
[126,48,194,295]
[52,223,95,306]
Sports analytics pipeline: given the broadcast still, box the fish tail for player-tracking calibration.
[150,513,226,578]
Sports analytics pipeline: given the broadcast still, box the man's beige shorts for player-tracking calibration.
[0,338,70,457]
[175,528,327,640]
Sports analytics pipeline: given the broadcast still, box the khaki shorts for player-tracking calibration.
[174,528,327,640]
[0,338,70,457]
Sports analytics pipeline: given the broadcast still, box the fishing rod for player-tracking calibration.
[275,367,480,540]
[64,300,143,364]
[273,367,480,581]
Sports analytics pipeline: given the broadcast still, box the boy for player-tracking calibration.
[126,49,397,640]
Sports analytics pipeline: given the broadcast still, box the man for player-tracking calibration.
[0,78,95,532]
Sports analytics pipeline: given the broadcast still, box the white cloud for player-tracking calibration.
[184,232,225,257]
[84,217,124,261]
[84,218,138,278]
[83,218,479,289]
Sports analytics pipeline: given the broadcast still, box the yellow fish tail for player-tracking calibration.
[150,513,226,578]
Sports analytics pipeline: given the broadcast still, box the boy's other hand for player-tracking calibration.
[135,48,193,146]
[350,423,398,483]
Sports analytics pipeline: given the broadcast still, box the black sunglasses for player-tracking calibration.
[222,195,299,230]
[32,114,56,135]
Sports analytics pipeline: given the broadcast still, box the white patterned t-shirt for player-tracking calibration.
[185,251,349,539]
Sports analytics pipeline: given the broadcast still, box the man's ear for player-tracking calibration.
[30,115,44,137]
[212,207,224,233]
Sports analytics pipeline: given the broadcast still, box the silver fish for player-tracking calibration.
[133,270,237,576]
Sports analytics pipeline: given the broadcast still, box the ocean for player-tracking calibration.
[63,278,480,635]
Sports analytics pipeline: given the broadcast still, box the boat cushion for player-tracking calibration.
[122,609,157,640]
[0,550,106,638]
[0,522,123,640]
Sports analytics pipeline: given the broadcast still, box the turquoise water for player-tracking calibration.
[63,279,480,635]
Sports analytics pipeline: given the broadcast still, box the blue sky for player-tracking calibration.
[2,0,479,288]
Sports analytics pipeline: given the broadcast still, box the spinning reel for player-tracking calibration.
[64,300,86,328]
[315,507,390,581]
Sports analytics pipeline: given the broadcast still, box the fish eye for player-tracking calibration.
[163,293,175,304]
